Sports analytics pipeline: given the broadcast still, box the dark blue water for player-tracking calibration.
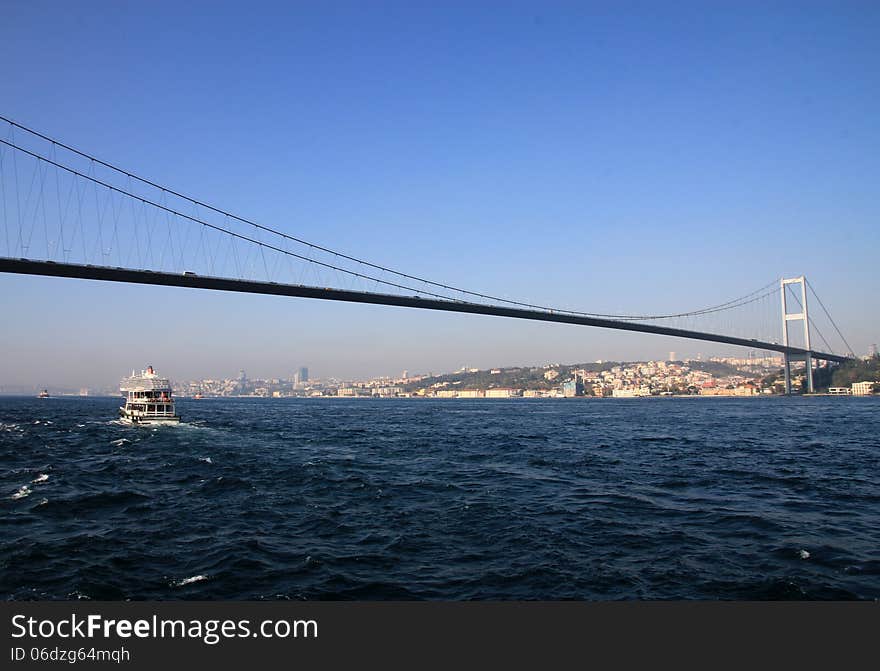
[1,396,878,600]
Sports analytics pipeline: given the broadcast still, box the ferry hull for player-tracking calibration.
[119,408,181,425]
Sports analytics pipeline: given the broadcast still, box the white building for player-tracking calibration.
[486,388,520,398]
[457,390,485,398]
[373,386,404,397]
[522,389,547,398]
[852,381,876,396]
[612,389,640,398]
[338,387,370,397]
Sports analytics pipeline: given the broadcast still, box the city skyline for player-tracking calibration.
[2,3,879,387]
[9,345,878,395]
[14,350,878,399]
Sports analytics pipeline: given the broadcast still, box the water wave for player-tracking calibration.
[172,575,209,587]
[11,485,31,500]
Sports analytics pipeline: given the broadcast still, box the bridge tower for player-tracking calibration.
[780,276,813,395]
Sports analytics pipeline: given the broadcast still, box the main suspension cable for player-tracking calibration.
[0,116,785,321]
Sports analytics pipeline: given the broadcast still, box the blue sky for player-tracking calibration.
[1,1,878,387]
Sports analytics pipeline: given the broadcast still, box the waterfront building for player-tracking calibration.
[612,389,641,398]
[457,390,485,398]
[700,385,759,396]
[562,380,584,397]
[852,381,876,396]
[486,388,520,398]
[337,386,372,397]
[373,386,404,397]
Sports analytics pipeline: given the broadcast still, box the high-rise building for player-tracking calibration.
[294,367,309,385]
[562,380,584,397]
[669,352,676,362]
[869,344,878,358]
[402,370,409,380]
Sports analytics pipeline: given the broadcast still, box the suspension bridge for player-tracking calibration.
[0,115,855,393]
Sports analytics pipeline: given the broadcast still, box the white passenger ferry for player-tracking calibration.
[119,366,180,425]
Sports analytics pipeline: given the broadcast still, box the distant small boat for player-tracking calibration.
[194,392,203,400]
[38,389,49,398]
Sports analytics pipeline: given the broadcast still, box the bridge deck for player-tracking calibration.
[0,258,851,364]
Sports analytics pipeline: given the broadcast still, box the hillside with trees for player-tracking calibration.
[812,355,880,391]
